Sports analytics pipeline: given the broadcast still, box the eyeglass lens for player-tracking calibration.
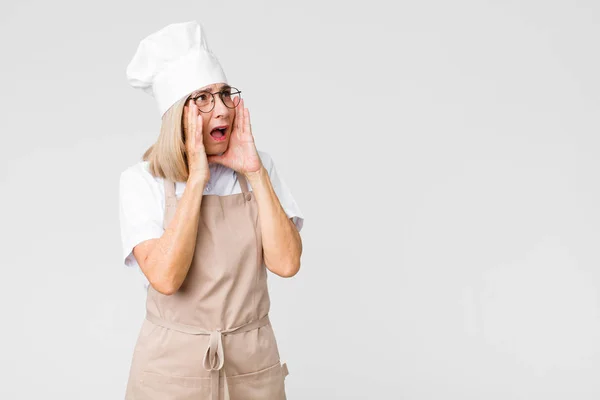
[194,87,241,112]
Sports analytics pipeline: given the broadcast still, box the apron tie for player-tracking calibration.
[202,329,229,400]
[203,330,225,371]
[145,311,270,400]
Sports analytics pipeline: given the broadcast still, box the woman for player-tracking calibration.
[119,21,304,399]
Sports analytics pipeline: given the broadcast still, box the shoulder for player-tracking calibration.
[119,160,164,198]
[120,160,160,183]
[121,160,149,178]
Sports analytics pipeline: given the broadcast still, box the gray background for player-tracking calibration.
[1,0,599,399]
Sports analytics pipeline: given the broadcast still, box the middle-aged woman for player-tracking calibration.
[119,20,305,399]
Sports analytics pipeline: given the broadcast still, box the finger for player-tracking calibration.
[189,100,197,150]
[183,102,190,151]
[244,107,251,134]
[196,113,204,150]
[237,99,245,139]
[185,100,191,140]
[235,98,243,136]
[183,104,188,131]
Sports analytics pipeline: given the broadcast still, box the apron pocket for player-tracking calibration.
[136,371,211,400]
[226,361,289,400]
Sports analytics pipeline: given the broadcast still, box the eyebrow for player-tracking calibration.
[193,85,232,96]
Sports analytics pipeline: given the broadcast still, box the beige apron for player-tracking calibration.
[125,171,289,400]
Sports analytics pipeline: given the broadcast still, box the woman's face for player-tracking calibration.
[184,82,234,155]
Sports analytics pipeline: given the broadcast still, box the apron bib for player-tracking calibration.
[125,171,289,400]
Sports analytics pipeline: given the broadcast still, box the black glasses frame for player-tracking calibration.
[189,87,242,113]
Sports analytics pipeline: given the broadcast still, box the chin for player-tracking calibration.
[205,141,229,155]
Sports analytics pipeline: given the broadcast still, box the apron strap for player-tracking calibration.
[236,172,252,202]
[164,178,177,206]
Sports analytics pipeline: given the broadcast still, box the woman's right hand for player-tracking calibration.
[183,99,210,186]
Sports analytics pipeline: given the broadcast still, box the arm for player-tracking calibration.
[133,178,206,295]
[245,166,302,277]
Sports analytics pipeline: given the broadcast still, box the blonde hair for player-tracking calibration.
[142,93,191,183]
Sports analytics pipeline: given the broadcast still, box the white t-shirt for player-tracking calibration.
[119,149,304,288]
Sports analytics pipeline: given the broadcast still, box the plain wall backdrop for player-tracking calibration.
[1,0,599,399]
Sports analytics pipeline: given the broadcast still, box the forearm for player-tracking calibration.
[146,177,206,294]
[245,166,302,277]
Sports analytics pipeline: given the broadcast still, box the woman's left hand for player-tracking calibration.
[207,98,263,175]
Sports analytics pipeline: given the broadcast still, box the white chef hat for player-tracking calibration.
[126,21,228,117]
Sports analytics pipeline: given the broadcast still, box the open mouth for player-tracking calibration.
[209,126,228,141]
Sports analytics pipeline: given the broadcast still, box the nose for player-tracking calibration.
[211,93,231,118]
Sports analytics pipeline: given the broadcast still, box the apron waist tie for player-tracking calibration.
[145,310,271,400]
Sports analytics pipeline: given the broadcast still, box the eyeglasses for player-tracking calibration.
[189,86,242,113]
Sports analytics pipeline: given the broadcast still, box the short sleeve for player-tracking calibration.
[261,151,305,232]
[119,166,165,269]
